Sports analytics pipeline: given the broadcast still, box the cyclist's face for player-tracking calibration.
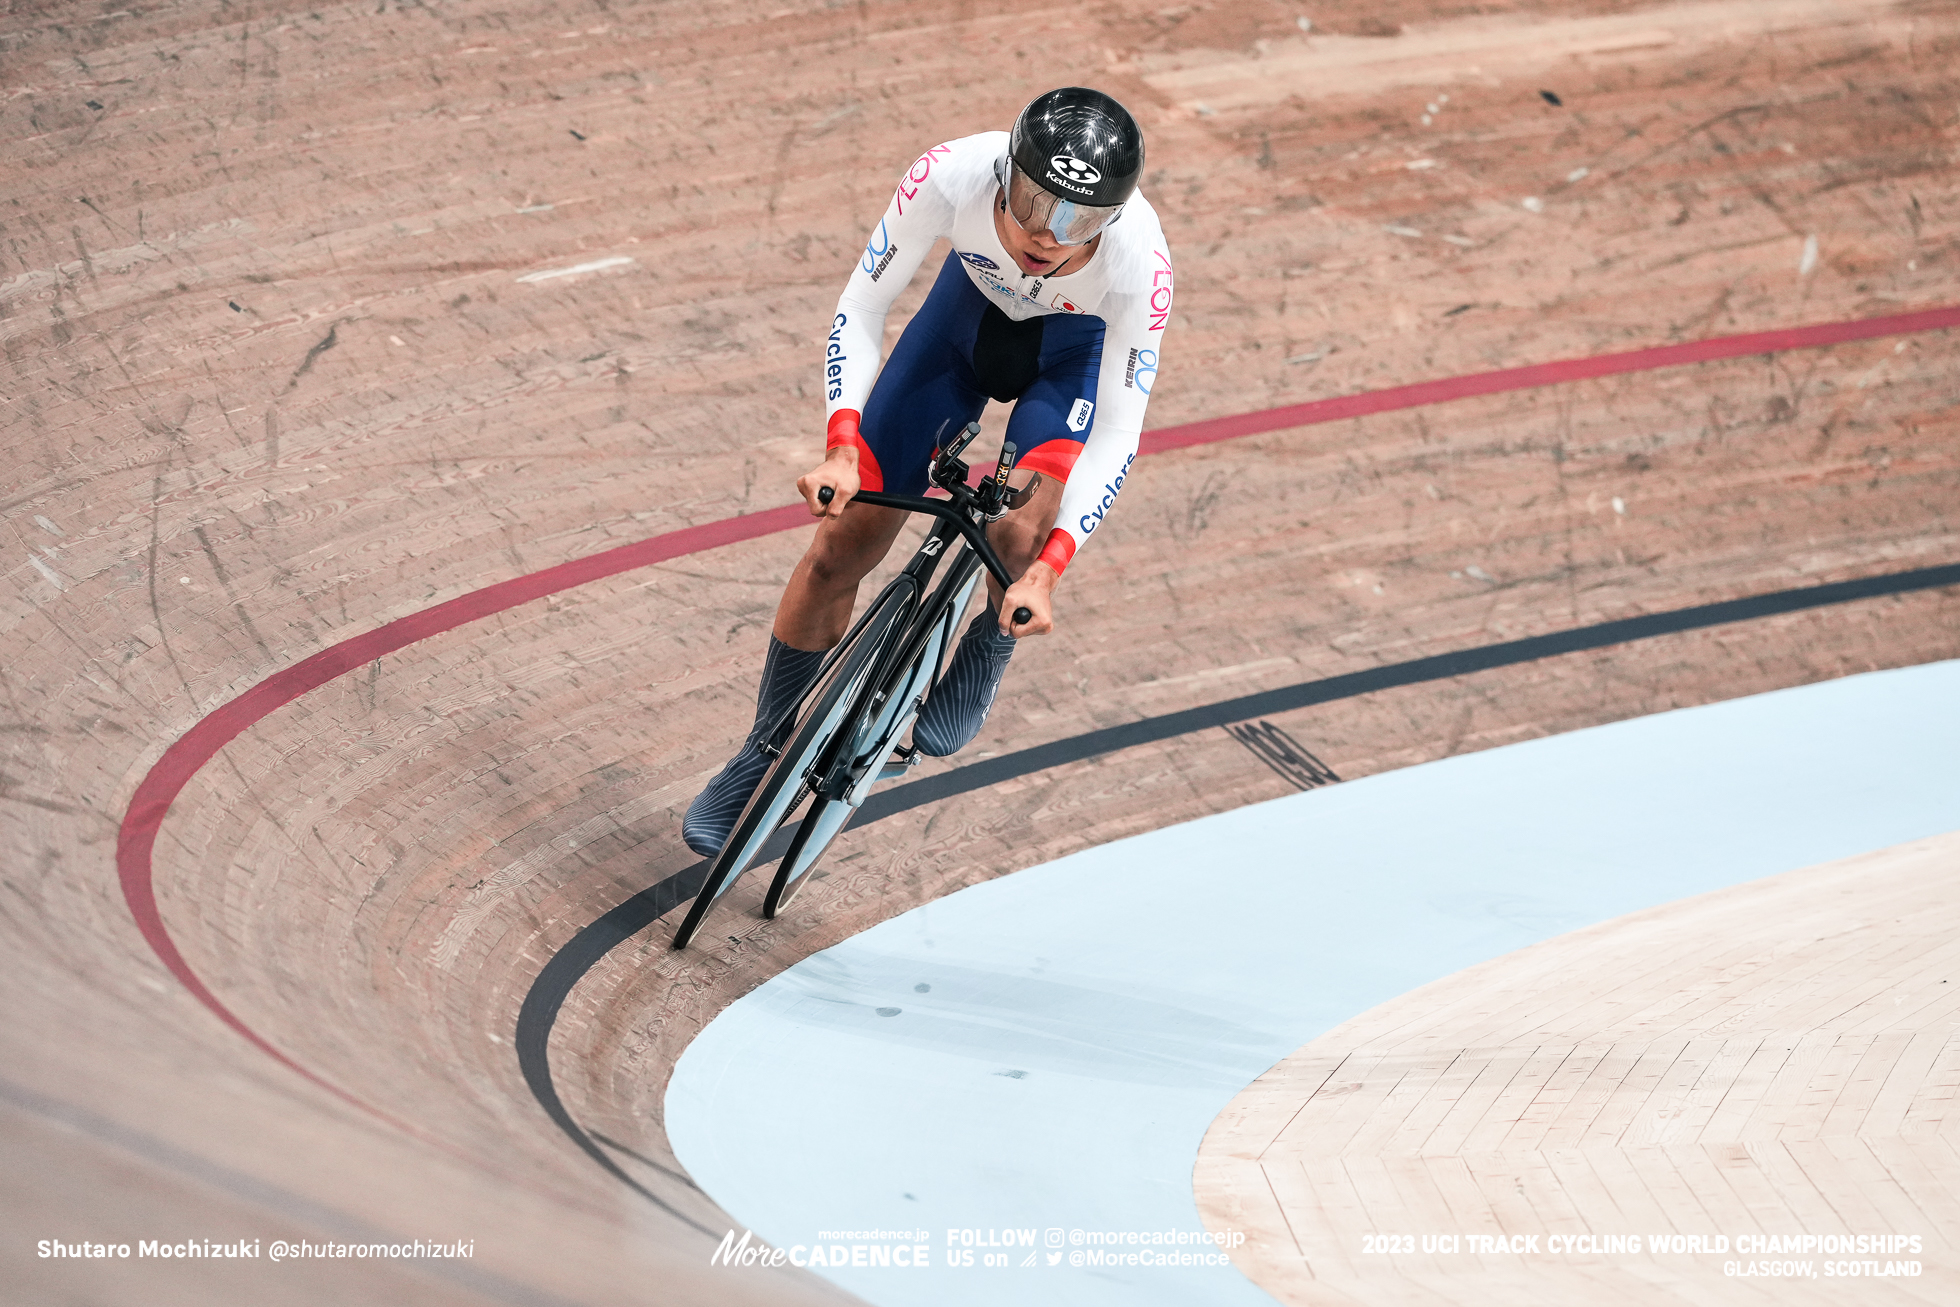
[993,189,1085,275]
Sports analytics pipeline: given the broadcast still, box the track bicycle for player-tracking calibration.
[670,422,1039,950]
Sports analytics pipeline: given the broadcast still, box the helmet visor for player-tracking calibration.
[998,157,1122,246]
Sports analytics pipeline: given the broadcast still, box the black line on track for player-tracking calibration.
[515,561,1960,1215]
[514,878,721,1238]
[592,1131,705,1190]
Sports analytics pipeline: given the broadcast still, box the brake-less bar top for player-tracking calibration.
[815,483,1031,625]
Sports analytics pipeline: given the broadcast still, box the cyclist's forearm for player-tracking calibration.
[1017,560,1058,593]
[1045,424,1141,573]
[824,294,890,423]
[1043,266,1168,574]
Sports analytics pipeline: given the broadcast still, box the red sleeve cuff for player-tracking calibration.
[826,409,861,450]
[1037,528,1077,577]
[825,409,885,491]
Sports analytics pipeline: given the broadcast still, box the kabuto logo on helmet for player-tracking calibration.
[1049,155,1101,185]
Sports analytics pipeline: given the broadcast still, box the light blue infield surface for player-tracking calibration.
[667,660,1960,1304]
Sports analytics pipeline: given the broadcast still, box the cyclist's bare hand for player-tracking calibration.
[798,445,860,518]
[1001,562,1058,638]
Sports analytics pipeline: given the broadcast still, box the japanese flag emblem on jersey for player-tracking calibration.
[1049,292,1083,313]
[1067,398,1094,432]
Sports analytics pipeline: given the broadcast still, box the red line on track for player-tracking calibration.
[1139,304,1960,454]
[114,303,1960,1123]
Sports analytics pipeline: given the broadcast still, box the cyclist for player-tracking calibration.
[684,86,1173,857]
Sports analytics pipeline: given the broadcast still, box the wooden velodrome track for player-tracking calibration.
[5,0,1957,1303]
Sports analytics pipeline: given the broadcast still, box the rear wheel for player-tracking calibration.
[670,585,912,949]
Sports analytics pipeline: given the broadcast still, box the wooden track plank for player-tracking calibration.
[1862,1134,1960,1251]
[1353,1049,1476,1157]
[1464,1044,1578,1154]
[1266,1154,1361,1279]
[1271,1050,1397,1153]
[1223,1053,1349,1160]
[1198,835,1960,1303]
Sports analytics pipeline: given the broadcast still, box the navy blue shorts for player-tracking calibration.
[856,256,1105,492]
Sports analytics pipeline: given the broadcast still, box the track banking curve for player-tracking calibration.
[115,305,1960,1202]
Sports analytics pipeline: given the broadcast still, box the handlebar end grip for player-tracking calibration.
[817,485,834,505]
[1012,606,1033,627]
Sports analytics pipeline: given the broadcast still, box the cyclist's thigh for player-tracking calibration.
[1003,310,1107,485]
[859,260,990,494]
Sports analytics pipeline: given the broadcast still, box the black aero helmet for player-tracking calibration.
[998,87,1144,244]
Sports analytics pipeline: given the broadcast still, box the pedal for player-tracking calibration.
[877,743,923,782]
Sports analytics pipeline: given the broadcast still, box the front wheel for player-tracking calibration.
[762,795,853,917]
[670,585,911,949]
[764,562,980,917]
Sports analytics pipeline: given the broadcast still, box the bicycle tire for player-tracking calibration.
[763,794,851,916]
[670,585,913,949]
[763,564,982,917]
[761,637,929,917]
